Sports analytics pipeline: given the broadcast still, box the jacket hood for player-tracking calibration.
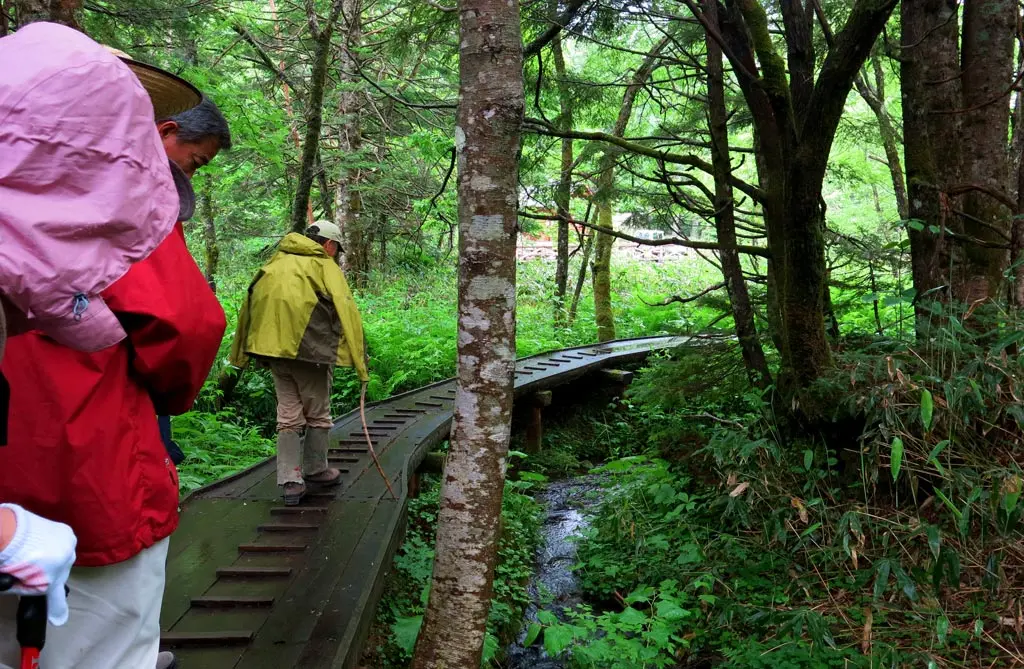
[279,232,330,258]
[0,22,179,352]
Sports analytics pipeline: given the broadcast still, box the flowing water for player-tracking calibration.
[505,475,604,669]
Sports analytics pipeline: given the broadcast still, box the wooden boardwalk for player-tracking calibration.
[159,335,686,668]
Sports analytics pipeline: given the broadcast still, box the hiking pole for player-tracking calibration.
[16,595,46,669]
[359,382,397,500]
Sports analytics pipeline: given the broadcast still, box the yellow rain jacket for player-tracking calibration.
[229,233,369,381]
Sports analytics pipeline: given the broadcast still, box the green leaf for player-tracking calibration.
[804,449,813,470]
[974,619,984,637]
[543,624,574,657]
[935,489,962,520]
[921,389,934,430]
[619,607,649,627]
[524,623,542,647]
[655,599,689,622]
[873,560,891,601]
[391,615,423,655]
[800,522,823,539]
[927,525,941,560]
[518,471,549,482]
[937,615,950,646]
[891,437,904,482]
[928,440,950,475]
[536,610,558,626]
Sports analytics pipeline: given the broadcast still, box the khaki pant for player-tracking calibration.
[0,537,168,669]
[269,359,333,432]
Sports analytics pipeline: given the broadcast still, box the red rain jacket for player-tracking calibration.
[0,222,225,566]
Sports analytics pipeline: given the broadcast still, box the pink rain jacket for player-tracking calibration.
[0,22,179,351]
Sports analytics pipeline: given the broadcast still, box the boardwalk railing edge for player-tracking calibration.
[179,334,692,505]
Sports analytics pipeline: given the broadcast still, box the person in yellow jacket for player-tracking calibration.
[230,221,369,505]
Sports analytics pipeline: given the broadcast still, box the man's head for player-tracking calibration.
[306,221,344,261]
[157,98,232,179]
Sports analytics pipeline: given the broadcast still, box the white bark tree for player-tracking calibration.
[409,0,524,663]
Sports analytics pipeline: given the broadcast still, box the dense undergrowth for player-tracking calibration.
[360,469,544,666]
[519,316,1024,668]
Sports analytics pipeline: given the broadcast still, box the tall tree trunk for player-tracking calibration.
[592,166,616,342]
[856,54,909,220]
[901,0,961,329]
[290,0,345,233]
[410,0,523,661]
[705,0,896,390]
[568,226,594,326]
[590,37,668,343]
[13,0,80,29]
[336,0,369,287]
[704,0,770,389]
[201,176,219,293]
[552,33,573,325]
[957,0,1015,302]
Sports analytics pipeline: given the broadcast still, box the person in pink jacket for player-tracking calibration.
[0,21,203,669]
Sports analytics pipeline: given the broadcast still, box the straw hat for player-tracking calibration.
[103,46,201,119]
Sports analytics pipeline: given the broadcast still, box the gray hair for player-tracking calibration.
[159,97,232,150]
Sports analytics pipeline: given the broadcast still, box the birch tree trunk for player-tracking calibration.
[409,0,524,661]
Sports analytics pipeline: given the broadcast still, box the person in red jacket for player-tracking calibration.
[0,67,230,669]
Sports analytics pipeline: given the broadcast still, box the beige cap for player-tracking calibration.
[103,46,201,119]
[308,220,344,245]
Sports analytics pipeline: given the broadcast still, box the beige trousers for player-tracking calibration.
[0,537,169,669]
[269,359,333,432]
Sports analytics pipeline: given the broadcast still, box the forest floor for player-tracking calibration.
[361,345,1024,669]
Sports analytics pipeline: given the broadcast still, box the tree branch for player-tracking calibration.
[519,209,772,257]
[523,117,765,203]
[640,282,726,306]
[522,0,592,58]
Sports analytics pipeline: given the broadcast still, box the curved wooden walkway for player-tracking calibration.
[159,335,685,668]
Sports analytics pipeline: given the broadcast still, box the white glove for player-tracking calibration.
[0,504,77,626]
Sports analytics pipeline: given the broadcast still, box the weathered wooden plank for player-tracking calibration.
[235,501,378,664]
[161,500,275,630]
[161,630,253,647]
[298,498,408,669]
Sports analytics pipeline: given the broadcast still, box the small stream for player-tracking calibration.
[505,475,605,669]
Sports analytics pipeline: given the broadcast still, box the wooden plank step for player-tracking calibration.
[270,505,329,515]
[191,595,275,608]
[161,631,253,647]
[415,401,443,408]
[392,408,427,414]
[216,566,292,578]
[257,523,319,532]
[372,420,407,425]
[428,395,451,401]
[237,543,308,553]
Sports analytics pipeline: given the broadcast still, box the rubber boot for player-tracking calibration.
[277,429,305,505]
[303,427,341,488]
[156,652,177,669]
